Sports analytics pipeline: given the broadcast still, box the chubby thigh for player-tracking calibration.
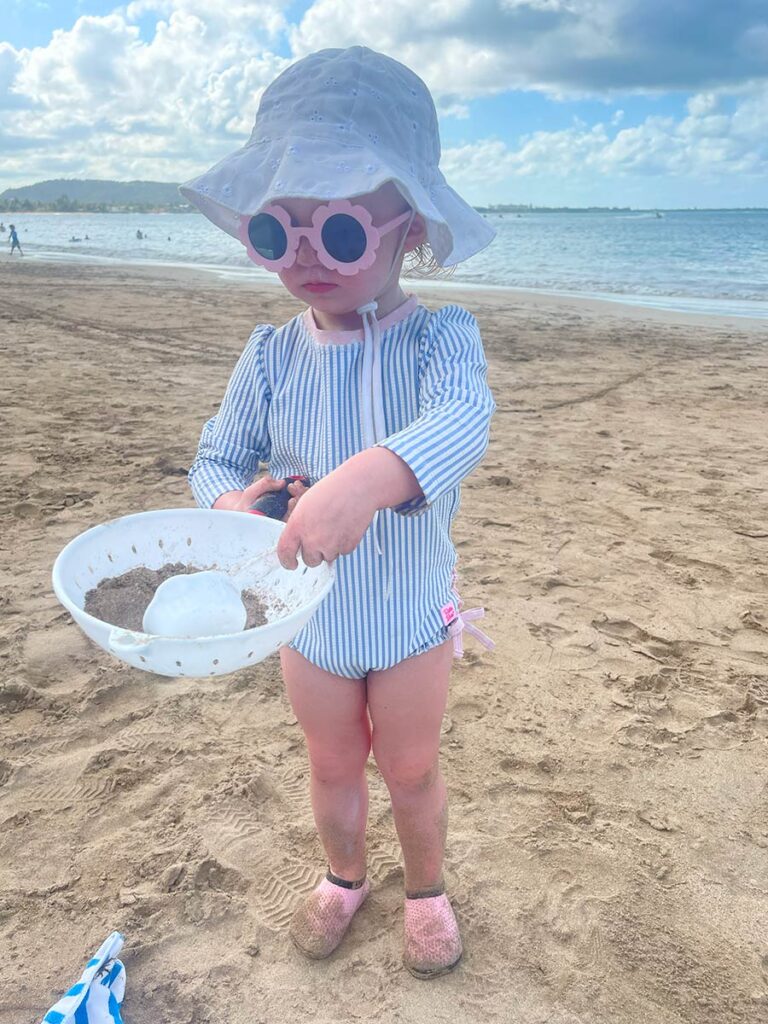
[280,640,452,785]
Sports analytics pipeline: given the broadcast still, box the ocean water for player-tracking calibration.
[5,209,767,319]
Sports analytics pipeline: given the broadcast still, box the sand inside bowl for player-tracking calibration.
[84,563,270,632]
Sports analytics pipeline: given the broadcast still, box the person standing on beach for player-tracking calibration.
[182,46,496,979]
[8,224,23,256]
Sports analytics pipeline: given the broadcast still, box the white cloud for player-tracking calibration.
[15,15,140,108]
[0,42,26,109]
[0,1,766,203]
[0,2,306,190]
[288,0,768,98]
[440,81,768,191]
[124,0,287,32]
[687,92,718,116]
[0,4,295,180]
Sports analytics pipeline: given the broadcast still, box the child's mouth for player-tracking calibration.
[304,283,338,293]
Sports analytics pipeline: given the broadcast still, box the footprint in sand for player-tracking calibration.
[0,681,43,714]
[203,802,270,869]
[450,698,487,724]
[250,859,320,930]
[11,500,43,519]
[525,619,601,670]
[616,719,688,751]
[17,754,82,812]
[275,764,310,806]
[649,547,732,583]
[367,844,403,886]
[77,748,153,814]
[21,623,95,690]
[524,869,606,970]
[190,856,248,895]
[592,617,682,662]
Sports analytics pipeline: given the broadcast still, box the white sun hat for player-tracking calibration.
[178,45,496,267]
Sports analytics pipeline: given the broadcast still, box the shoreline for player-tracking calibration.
[8,251,768,330]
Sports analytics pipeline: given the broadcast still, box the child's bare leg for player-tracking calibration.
[368,639,461,976]
[367,639,453,892]
[280,646,370,880]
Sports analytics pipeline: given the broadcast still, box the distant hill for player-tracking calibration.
[0,179,193,212]
[0,179,184,205]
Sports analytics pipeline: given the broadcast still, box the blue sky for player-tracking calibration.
[1,0,766,206]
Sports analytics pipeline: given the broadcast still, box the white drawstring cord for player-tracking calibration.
[355,208,417,593]
[356,300,383,558]
[356,299,379,447]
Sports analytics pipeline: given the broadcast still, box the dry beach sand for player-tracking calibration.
[1,260,767,1024]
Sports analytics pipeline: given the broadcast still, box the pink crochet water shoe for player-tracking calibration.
[289,869,370,960]
[403,889,463,979]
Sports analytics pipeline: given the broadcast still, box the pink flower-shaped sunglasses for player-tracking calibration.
[238,198,413,276]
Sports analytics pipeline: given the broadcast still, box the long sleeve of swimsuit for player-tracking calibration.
[375,304,496,516]
[187,323,275,508]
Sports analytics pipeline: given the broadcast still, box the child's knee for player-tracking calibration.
[374,753,439,794]
[307,740,370,785]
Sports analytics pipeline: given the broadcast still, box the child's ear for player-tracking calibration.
[407,214,427,249]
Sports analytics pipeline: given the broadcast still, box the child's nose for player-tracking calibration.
[295,233,320,266]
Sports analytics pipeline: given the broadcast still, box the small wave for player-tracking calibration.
[22,246,768,321]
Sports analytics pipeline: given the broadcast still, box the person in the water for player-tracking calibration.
[8,224,23,256]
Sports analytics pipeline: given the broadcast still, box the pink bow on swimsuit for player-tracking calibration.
[448,572,495,658]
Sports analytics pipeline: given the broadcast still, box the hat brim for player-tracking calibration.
[178,134,495,267]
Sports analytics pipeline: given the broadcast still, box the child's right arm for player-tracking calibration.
[188,324,275,509]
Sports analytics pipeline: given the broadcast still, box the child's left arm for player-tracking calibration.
[278,306,495,568]
[373,305,496,516]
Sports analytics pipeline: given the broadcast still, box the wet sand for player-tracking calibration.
[1,259,767,1024]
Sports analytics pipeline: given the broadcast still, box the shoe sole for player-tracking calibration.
[289,931,336,960]
[406,952,463,980]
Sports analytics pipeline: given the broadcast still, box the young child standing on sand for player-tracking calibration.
[181,46,496,979]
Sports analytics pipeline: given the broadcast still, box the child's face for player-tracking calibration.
[274,182,425,320]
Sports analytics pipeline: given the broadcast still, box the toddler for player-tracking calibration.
[181,45,496,979]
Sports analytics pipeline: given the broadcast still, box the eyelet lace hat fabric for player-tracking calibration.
[179,45,496,267]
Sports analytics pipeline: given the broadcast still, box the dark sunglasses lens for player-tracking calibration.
[321,213,367,263]
[248,213,287,260]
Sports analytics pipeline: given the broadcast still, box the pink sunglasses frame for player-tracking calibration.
[238,198,413,276]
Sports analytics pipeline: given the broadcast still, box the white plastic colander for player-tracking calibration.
[52,508,335,678]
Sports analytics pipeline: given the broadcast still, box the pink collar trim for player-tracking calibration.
[303,293,419,344]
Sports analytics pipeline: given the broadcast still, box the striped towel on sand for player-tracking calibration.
[41,931,126,1024]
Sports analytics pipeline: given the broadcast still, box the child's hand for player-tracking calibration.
[277,471,376,569]
[285,478,310,520]
[213,476,309,522]
[212,476,286,513]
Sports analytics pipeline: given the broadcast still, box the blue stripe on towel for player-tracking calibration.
[73,985,91,1024]
[102,963,121,987]
[107,992,122,1024]
[41,932,125,1024]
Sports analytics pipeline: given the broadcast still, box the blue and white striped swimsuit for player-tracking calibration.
[188,293,496,678]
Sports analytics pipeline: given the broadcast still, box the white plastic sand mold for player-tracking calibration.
[52,508,335,679]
